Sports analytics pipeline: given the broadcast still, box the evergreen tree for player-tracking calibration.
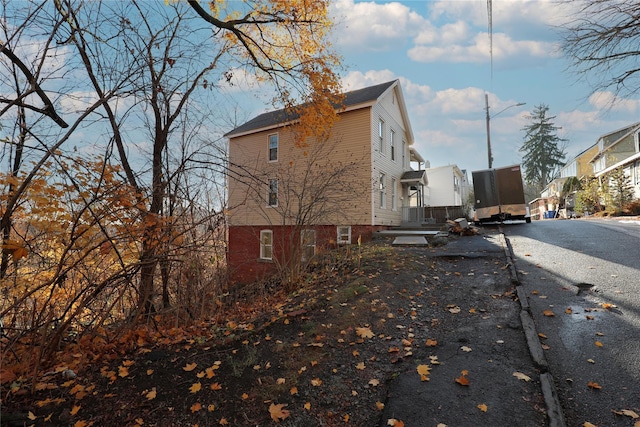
[607,167,634,214]
[519,104,567,193]
[575,176,603,214]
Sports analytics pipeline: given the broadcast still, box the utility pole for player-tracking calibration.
[484,94,525,169]
[485,93,492,168]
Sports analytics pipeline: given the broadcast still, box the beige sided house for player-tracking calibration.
[225,80,427,284]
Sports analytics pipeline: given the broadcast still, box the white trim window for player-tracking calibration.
[268,133,278,162]
[337,226,351,245]
[379,172,386,208]
[260,230,273,260]
[301,229,316,262]
[390,130,396,161]
[402,140,406,169]
[378,119,385,153]
[391,178,397,210]
[268,179,278,207]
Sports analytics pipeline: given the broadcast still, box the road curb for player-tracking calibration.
[540,372,567,427]
[499,227,566,427]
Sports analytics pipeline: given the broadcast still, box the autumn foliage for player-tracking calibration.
[1,0,342,398]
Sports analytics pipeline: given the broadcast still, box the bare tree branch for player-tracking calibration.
[0,42,69,128]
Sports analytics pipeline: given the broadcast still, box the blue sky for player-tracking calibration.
[327,0,640,174]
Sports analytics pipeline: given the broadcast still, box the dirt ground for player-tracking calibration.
[2,233,547,427]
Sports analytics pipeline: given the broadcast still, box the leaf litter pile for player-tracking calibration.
[2,238,548,426]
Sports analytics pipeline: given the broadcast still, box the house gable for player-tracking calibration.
[225,80,423,284]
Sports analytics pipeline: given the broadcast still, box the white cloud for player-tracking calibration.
[409,25,559,64]
[341,69,399,91]
[331,0,426,52]
[332,0,564,66]
[588,91,640,114]
[59,91,100,113]
[217,68,261,93]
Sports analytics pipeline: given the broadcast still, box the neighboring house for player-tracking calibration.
[225,80,427,284]
[422,165,470,222]
[590,122,640,200]
[531,143,599,219]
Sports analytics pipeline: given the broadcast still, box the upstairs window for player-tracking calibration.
[268,179,278,206]
[260,230,273,260]
[402,140,406,168]
[378,119,384,153]
[390,130,396,161]
[269,134,278,161]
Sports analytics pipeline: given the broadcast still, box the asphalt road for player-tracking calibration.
[503,218,640,427]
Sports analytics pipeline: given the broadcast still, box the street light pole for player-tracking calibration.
[485,93,492,168]
[484,94,525,169]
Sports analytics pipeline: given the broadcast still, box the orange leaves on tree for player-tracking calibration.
[269,403,290,422]
[2,239,28,260]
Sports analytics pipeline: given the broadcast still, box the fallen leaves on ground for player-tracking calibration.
[269,403,290,422]
[183,362,197,372]
[513,372,531,382]
[612,409,639,418]
[455,370,470,386]
[416,364,431,381]
[356,326,375,339]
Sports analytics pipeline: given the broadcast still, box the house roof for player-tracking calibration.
[401,170,428,186]
[589,121,640,163]
[225,80,398,138]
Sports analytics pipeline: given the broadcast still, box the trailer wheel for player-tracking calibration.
[525,217,531,223]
